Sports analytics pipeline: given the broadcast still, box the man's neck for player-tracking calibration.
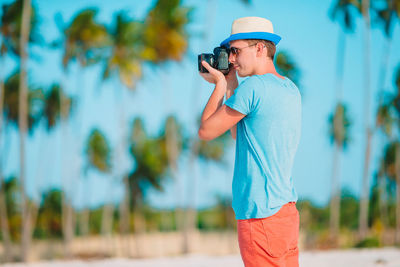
[253,59,284,79]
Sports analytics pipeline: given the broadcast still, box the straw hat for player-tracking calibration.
[220,17,281,47]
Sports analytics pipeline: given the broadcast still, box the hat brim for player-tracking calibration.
[220,32,281,47]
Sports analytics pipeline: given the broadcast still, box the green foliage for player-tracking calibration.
[89,208,103,235]
[142,0,192,62]
[140,206,176,232]
[376,99,396,136]
[197,131,231,163]
[394,65,400,116]
[102,0,191,88]
[297,200,330,232]
[61,8,109,68]
[340,190,359,230]
[382,141,400,180]
[373,0,400,38]
[2,177,21,241]
[297,190,360,233]
[355,236,381,248]
[197,196,235,230]
[0,0,41,56]
[275,51,301,87]
[3,72,44,133]
[85,128,112,173]
[35,189,63,239]
[102,12,143,89]
[128,117,169,208]
[328,102,352,148]
[330,0,361,32]
[43,84,72,130]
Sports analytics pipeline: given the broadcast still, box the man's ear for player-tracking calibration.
[256,42,266,57]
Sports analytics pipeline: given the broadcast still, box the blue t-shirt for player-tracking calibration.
[224,73,301,220]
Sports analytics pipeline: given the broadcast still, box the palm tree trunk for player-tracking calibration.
[335,28,346,101]
[62,201,74,258]
[101,202,114,255]
[0,176,12,262]
[119,181,129,234]
[165,117,185,252]
[119,176,130,256]
[395,145,400,244]
[59,68,73,258]
[80,173,92,237]
[101,178,116,237]
[18,0,32,261]
[186,144,200,242]
[79,209,89,236]
[133,196,145,258]
[330,143,341,243]
[359,0,372,240]
[184,0,218,250]
[359,129,372,237]
[375,26,392,232]
[101,203,114,235]
[0,48,12,262]
[378,172,389,227]
[329,25,347,244]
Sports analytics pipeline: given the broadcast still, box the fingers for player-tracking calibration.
[200,61,225,84]
[201,61,217,74]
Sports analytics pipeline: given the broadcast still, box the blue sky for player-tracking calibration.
[2,0,400,210]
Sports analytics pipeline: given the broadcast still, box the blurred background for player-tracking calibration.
[0,0,400,263]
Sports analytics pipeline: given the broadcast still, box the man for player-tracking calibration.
[198,17,301,267]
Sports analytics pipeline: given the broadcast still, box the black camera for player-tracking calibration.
[198,47,231,75]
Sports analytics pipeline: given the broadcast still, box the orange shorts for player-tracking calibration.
[237,202,299,267]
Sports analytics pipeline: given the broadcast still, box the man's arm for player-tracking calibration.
[199,104,244,140]
[225,87,237,139]
[198,61,244,141]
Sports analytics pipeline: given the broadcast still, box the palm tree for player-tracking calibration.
[374,0,400,99]
[358,0,376,240]
[0,0,40,261]
[382,141,400,242]
[275,51,301,88]
[372,0,400,231]
[328,0,359,243]
[102,0,191,253]
[36,189,63,239]
[141,0,191,63]
[42,84,72,131]
[185,114,232,226]
[102,11,143,89]
[163,115,185,244]
[128,117,169,256]
[143,0,192,253]
[101,12,144,253]
[328,103,352,241]
[18,0,32,259]
[58,8,108,256]
[2,72,66,261]
[375,65,400,243]
[83,128,111,237]
[376,97,396,227]
[394,69,400,244]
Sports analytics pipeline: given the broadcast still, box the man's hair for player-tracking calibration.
[245,39,276,60]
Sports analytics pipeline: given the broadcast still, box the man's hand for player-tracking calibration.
[199,61,226,85]
[225,65,238,91]
[198,60,242,141]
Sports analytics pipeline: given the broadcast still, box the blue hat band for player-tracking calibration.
[220,32,281,47]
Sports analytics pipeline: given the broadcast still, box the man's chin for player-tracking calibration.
[237,72,247,77]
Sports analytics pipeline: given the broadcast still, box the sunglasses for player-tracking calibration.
[229,44,257,55]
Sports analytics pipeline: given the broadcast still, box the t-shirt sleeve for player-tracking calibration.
[225,76,261,115]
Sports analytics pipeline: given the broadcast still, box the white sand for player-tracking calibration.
[2,248,400,267]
